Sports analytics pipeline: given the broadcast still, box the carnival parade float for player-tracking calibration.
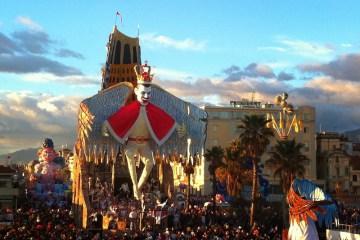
[71,25,207,228]
[27,138,69,205]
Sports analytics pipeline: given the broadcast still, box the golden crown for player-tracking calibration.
[134,62,153,85]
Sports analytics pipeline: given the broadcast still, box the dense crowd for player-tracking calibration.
[2,167,358,239]
[338,205,360,225]
[0,190,284,240]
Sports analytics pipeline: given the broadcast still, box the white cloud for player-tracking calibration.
[304,76,360,105]
[0,91,81,154]
[141,33,206,51]
[259,37,334,60]
[257,46,287,52]
[16,16,43,31]
[341,43,352,48]
[152,67,196,83]
[264,61,292,69]
[279,38,333,57]
[21,72,100,85]
[37,99,59,113]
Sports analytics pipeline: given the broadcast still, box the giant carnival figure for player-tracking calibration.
[103,64,176,199]
[286,174,338,240]
[28,138,67,198]
[73,61,207,227]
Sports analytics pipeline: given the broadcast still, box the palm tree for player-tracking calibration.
[224,139,249,197]
[265,139,309,228]
[266,139,309,194]
[238,114,274,227]
[205,146,225,207]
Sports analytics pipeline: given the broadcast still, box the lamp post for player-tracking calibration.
[182,159,194,211]
[267,92,301,140]
[182,138,195,211]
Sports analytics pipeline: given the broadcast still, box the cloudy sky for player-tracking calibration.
[1,0,360,154]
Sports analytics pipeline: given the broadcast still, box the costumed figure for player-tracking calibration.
[75,62,206,204]
[103,63,176,199]
[32,138,65,192]
[287,177,338,240]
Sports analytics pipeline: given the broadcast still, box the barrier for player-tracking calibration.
[327,224,360,240]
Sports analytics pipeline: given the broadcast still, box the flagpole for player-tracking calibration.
[137,24,140,38]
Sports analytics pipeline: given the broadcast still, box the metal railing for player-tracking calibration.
[329,223,360,234]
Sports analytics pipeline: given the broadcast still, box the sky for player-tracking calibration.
[1,0,360,154]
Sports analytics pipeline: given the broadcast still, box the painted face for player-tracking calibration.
[135,84,151,105]
[40,148,58,163]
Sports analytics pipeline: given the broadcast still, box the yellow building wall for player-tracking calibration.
[203,105,317,195]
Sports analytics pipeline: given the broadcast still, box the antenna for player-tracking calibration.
[251,90,256,102]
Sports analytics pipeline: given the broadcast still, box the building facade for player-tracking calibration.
[101,25,141,90]
[203,100,316,195]
[350,156,360,195]
[316,132,351,193]
[0,165,21,210]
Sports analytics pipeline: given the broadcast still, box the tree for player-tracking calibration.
[265,139,309,228]
[266,139,309,194]
[204,146,225,207]
[223,139,250,197]
[238,114,274,227]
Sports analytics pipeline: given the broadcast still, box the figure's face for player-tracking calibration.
[135,84,151,105]
[40,148,57,163]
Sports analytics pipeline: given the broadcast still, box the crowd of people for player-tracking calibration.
[1,161,359,239]
[338,205,360,225]
[3,184,360,239]
[1,184,284,240]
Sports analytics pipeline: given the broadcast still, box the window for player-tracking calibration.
[303,127,307,133]
[303,113,311,121]
[345,167,349,176]
[353,175,358,182]
[233,112,244,119]
[132,46,138,63]
[114,40,121,64]
[0,181,8,188]
[123,44,131,64]
[335,167,340,177]
[335,156,339,163]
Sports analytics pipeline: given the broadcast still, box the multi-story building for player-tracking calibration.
[0,165,21,210]
[350,156,360,195]
[316,132,351,193]
[203,100,316,195]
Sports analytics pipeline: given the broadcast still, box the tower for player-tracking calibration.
[101,25,141,90]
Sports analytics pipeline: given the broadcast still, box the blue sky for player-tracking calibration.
[1,0,360,154]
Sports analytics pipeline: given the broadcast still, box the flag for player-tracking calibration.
[116,11,122,23]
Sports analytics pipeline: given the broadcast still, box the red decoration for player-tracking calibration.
[105,100,175,146]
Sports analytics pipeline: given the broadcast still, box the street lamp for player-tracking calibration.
[267,92,301,140]
[182,157,194,210]
[181,138,195,210]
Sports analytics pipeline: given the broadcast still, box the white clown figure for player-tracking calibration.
[104,64,176,200]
